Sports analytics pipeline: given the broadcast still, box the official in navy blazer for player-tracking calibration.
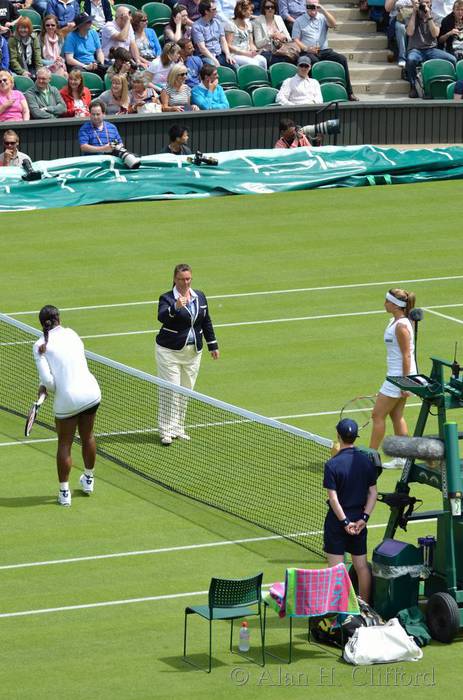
[155,263,219,445]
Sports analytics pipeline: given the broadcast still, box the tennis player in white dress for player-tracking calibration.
[33,305,101,506]
[370,288,417,469]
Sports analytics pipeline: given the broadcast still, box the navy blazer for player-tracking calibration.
[156,289,218,352]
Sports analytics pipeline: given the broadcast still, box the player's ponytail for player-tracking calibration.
[389,288,416,318]
[38,305,60,354]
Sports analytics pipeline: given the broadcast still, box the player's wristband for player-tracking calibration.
[362,513,370,522]
[341,518,350,527]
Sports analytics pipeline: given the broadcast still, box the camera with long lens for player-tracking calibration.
[111,141,141,170]
[21,158,42,182]
[298,118,341,140]
[187,151,219,166]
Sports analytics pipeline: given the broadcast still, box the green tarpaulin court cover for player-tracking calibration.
[1,145,463,212]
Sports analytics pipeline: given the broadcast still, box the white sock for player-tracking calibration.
[59,482,69,491]
[84,469,94,478]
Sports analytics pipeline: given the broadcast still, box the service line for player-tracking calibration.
[6,274,463,316]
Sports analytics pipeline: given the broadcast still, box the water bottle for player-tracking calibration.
[239,621,250,652]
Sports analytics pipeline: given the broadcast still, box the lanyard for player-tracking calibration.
[92,123,111,146]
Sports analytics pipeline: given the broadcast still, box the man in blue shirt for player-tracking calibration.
[79,100,122,154]
[323,418,378,602]
[191,0,235,67]
[292,1,358,100]
[63,13,105,75]
[179,38,203,88]
[278,0,307,28]
[191,63,229,109]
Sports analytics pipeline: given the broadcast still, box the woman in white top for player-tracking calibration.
[145,42,181,90]
[225,0,267,69]
[370,288,417,466]
[33,305,101,507]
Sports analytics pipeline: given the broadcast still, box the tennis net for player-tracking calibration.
[0,312,332,557]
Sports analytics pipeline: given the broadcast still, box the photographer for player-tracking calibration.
[406,0,456,97]
[0,129,30,166]
[163,124,192,154]
[78,99,122,154]
[274,118,310,148]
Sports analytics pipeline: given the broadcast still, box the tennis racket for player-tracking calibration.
[24,393,47,437]
[339,395,377,431]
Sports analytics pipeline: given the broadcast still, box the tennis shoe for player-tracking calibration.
[58,489,71,506]
[80,473,94,494]
[161,435,172,445]
[382,457,406,470]
[173,433,191,441]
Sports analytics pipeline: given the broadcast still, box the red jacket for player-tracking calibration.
[60,86,92,118]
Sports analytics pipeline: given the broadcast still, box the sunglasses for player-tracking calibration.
[306,3,317,8]
[45,23,56,27]
[264,4,275,8]
[0,78,10,83]
[140,17,148,21]
[178,72,188,76]
[4,141,17,146]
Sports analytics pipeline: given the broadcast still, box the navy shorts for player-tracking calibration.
[61,403,100,421]
[323,510,367,556]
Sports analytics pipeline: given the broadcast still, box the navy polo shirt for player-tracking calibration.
[323,447,377,510]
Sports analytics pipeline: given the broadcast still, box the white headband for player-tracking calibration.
[386,292,407,308]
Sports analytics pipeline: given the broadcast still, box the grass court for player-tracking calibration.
[1,179,463,698]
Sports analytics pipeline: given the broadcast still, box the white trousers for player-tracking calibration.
[155,343,202,437]
[233,53,268,70]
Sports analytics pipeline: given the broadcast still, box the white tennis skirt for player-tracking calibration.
[379,378,403,398]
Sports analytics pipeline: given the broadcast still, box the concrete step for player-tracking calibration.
[344,48,393,63]
[349,62,403,80]
[333,20,378,33]
[351,79,410,94]
[329,32,388,50]
[324,6,366,20]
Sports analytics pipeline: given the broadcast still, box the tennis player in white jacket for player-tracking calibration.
[33,305,101,506]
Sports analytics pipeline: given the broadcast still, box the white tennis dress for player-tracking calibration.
[379,317,416,398]
[33,325,101,419]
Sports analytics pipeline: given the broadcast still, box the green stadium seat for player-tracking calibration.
[224,88,252,108]
[456,60,463,82]
[217,65,238,90]
[421,59,456,99]
[183,573,264,673]
[104,73,112,90]
[114,3,138,15]
[311,60,346,87]
[19,8,42,30]
[236,64,269,93]
[320,82,348,103]
[447,81,456,99]
[252,86,278,107]
[269,62,297,89]
[81,71,105,97]
[50,74,68,90]
[142,2,172,28]
[13,74,34,93]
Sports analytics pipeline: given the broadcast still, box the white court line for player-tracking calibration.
[0,521,434,619]
[6,274,463,316]
[0,403,422,448]
[425,308,463,325]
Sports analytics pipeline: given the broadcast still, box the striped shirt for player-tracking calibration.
[165,83,191,107]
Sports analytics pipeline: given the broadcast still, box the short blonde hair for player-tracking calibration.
[167,63,187,88]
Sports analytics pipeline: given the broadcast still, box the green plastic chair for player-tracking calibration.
[252,86,278,107]
[217,65,238,90]
[19,8,42,30]
[81,71,105,97]
[311,60,346,87]
[269,62,297,89]
[13,74,34,93]
[50,74,68,90]
[114,3,138,15]
[183,573,264,673]
[421,59,456,99]
[142,2,171,28]
[236,64,269,93]
[320,82,348,103]
[104,73,112,90]
[447,81,456,99]
[224,88,252,108]
[456,60,463,82]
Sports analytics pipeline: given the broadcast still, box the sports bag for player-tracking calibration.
[343,618,423,665]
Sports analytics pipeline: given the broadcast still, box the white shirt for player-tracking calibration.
[101,20,135,59]
[384,317,416,376]
[276,74,323,106]
[33,325,101,419]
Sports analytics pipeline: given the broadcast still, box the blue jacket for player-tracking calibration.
[83,0,113,23]
[156,289,218,352]
[46,0,79,27]
[191,82,229,110]
[145,27,161,58]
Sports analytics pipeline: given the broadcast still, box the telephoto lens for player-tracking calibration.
[304,118,341,138]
